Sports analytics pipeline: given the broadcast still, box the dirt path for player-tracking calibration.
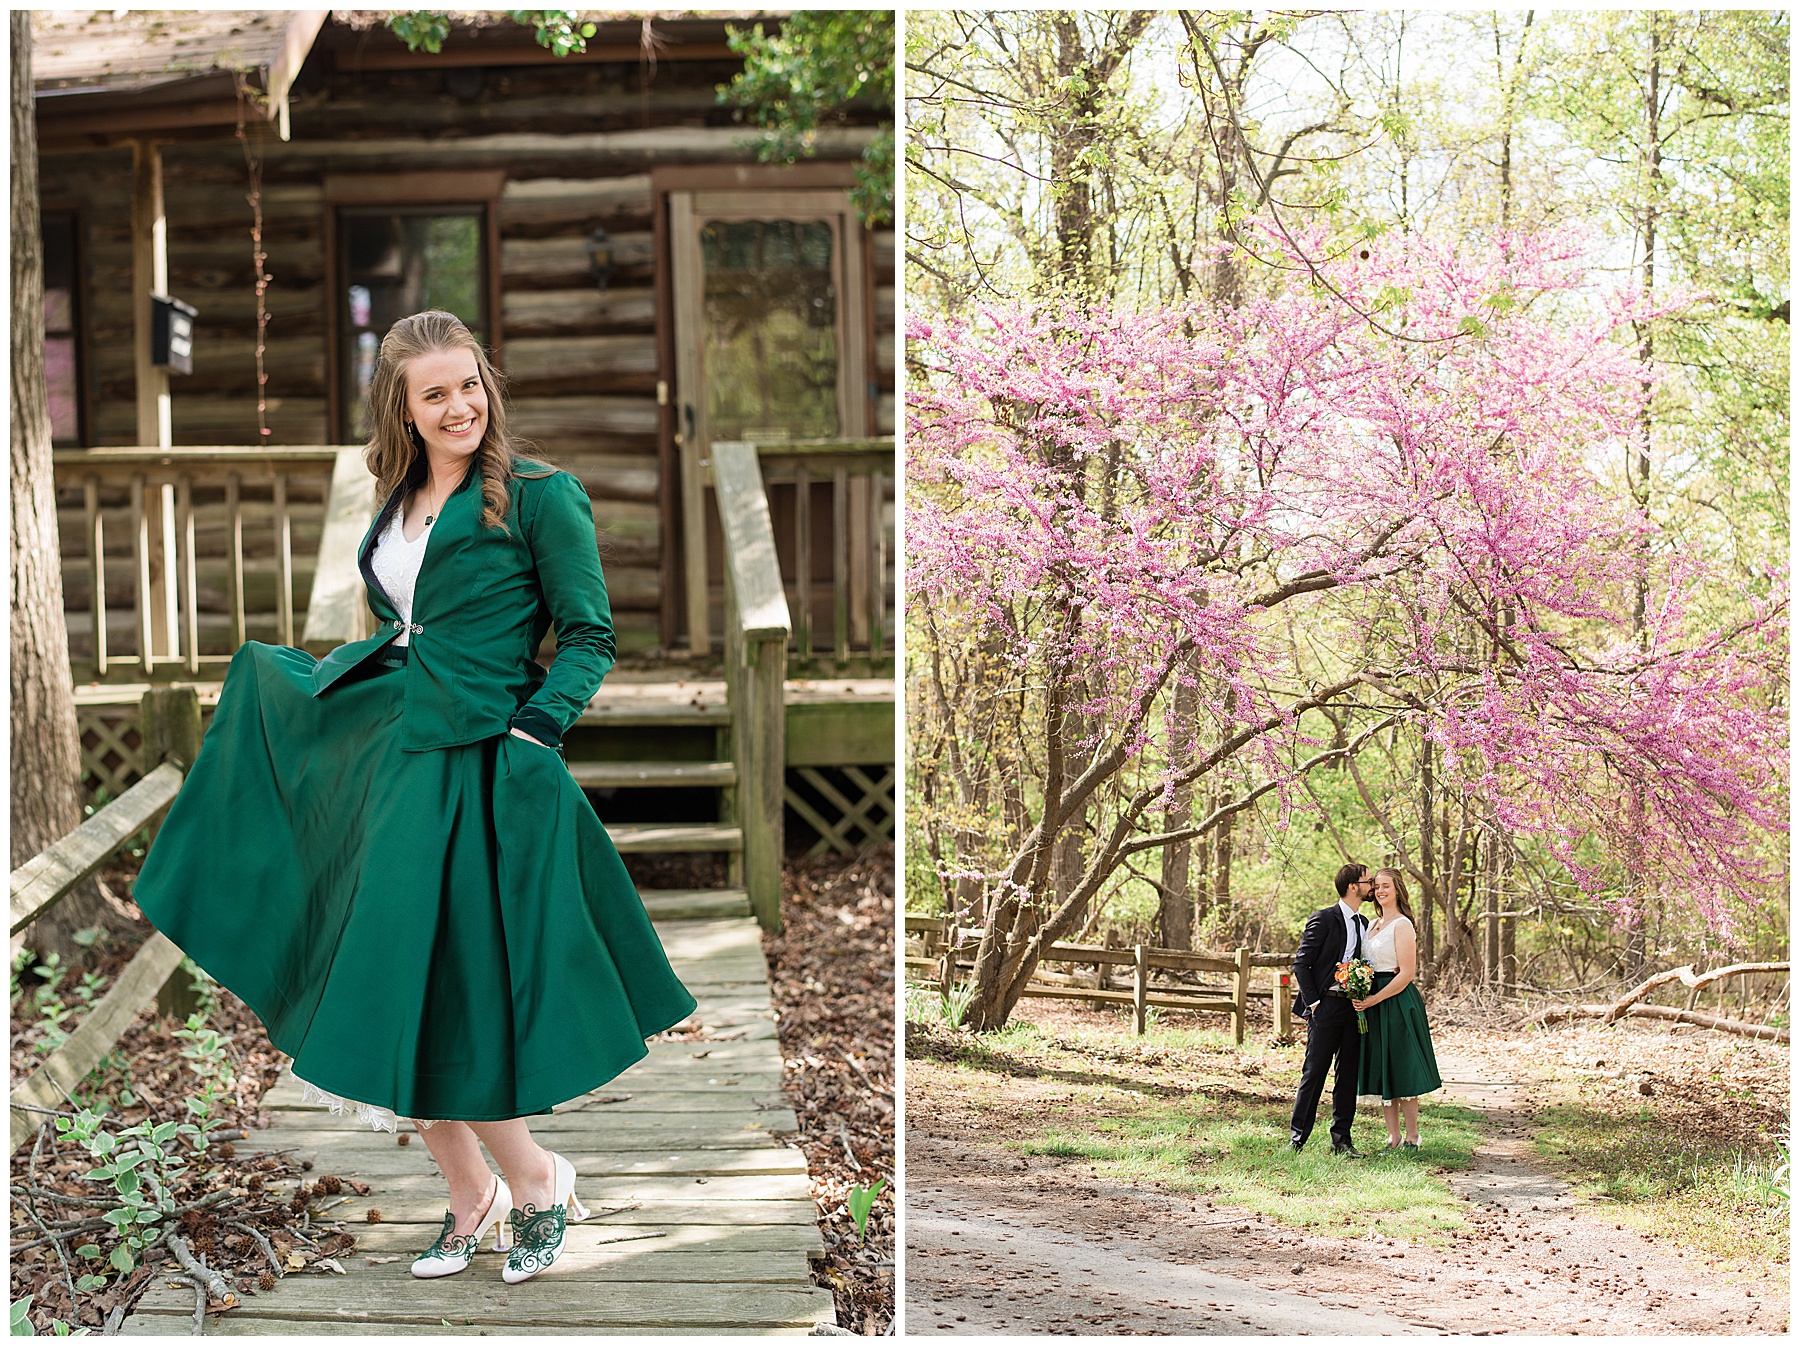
[904,1034,1787,1335]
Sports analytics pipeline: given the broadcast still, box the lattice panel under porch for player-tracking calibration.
[785,764,895,857]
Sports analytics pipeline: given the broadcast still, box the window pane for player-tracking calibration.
[42,211,79,445]
[46,335,78,443]
[700,220,839,442]
[340,210,486,442]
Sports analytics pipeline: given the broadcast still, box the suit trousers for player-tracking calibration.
[1289,996,1361,1147]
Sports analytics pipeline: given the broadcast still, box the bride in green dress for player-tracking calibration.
[130,311,696,1283]
[1351,868,1442,1150]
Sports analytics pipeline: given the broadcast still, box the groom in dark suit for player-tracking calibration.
[1288,863,1373,1155]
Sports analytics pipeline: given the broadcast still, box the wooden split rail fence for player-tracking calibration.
[904,914,1296,1044]
[10,689,203,1153]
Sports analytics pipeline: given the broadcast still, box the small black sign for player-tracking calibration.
[151,295,198,374]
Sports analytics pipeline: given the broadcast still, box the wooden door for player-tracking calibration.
[668,189,867,654]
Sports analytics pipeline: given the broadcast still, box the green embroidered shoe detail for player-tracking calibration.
[506,1202,568,1277]
[419,1209,477,1264]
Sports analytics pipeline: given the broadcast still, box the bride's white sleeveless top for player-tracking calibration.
[1363,915,1410,973]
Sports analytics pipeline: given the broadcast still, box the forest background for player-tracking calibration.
[903,10,1788,1032]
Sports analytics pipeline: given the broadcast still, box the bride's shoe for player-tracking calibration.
[502,1151,590,1284]
[411,1174,513,1278]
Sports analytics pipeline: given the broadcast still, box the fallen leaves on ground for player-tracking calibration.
[10,914,358,1334]
[764,847,895,1334]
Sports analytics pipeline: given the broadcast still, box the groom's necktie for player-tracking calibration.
[1352,914,1364,962]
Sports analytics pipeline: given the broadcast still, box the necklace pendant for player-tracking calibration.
[424,513,436,525]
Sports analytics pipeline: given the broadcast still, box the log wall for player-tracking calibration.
[39,32,892,657]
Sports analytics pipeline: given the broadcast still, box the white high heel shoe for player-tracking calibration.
[410,1174,513,1278]
[502,1151,589,1284]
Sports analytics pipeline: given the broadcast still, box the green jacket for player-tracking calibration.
[309,460,614,750]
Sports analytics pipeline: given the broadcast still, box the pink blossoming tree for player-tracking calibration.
[907,229,1786,1032]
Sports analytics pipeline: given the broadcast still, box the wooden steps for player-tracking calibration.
[121,917,835,1336]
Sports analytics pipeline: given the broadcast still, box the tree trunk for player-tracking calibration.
[12,13,104,960]
[1158,665,1197,951]
[1418,734,1436,977]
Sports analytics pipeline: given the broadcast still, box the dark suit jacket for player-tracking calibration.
[1291,902,1367,1019]
[309,459,613,750]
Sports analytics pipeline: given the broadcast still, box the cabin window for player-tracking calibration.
[699,219,841,441]
[337,208,489,442]
[42,210,82,446]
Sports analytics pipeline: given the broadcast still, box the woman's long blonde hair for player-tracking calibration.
[1373,868,1417,925]
[363,310,545,533]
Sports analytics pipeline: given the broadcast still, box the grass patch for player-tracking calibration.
[1016,1095,1482,1241]
[1534,1103,1788,1264]
[917,1013,1484,1243]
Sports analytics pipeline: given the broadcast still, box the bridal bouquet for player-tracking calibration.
[1335,958,1376,1033]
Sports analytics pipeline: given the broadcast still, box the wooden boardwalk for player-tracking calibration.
[122,914,837,1335]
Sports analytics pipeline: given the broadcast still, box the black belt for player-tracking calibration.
[374,645,410,667]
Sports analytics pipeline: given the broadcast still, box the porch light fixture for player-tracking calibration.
[151,295,198,374]
[587,226,614,291]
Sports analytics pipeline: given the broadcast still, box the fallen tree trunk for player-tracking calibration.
[1601,960,1789,1024]
[1528,1002,1788,1043]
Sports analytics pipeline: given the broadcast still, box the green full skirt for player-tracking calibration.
[1356,971,1442,1102]
[131,642,697,1122]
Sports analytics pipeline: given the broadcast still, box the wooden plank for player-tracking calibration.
[122,1319,820,1337]
[502,233,653,285]
[344,1221,823,1254]
[259,125,875,167]
[639,888,751,921]
[786,700,892,766]
[604,823,742,854]
[505,335,658,384]
[10,762,183,933]
[300,447,377,644]
[272,472,293,646]
[125,1285,835,1333]
[502,287,656,336]
[713,441,790,641]
[499,174,653,227]
[202,1176,817,1222]
[566,760,736,788]
[232,1138,807,1178]
[509,395,658,439]
[52,447,344,469]
[139,1249,816,1292]
[11,932,186,1151]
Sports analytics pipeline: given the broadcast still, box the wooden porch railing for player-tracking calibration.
[53,447,359,677]
[695,438,893,668]
[713,440,792,929]
[10,690,201,1152]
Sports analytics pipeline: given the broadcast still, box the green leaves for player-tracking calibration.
[719,14,895,227]
[846,1178,887,1239]
[506,11,598,58]
[383,12,450,54]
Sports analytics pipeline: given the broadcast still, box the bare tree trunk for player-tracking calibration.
[1418,734,1435,977]
[12,13,103,959]
[1482,830,1500,986]
[1158,666,1197,951]
[1622,16,1662,985]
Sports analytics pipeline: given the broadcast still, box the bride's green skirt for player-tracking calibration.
[131,642,696,1122]
[1356,971,1442,1102]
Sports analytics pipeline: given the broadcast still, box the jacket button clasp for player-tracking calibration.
[410,623,424,635]
[391,619,404,630]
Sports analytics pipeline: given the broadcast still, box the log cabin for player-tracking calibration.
[33,10,896,924]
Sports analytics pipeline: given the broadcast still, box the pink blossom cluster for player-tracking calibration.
[907,231,1786,931]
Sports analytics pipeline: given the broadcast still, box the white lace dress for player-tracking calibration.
[291,505,438,1133]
